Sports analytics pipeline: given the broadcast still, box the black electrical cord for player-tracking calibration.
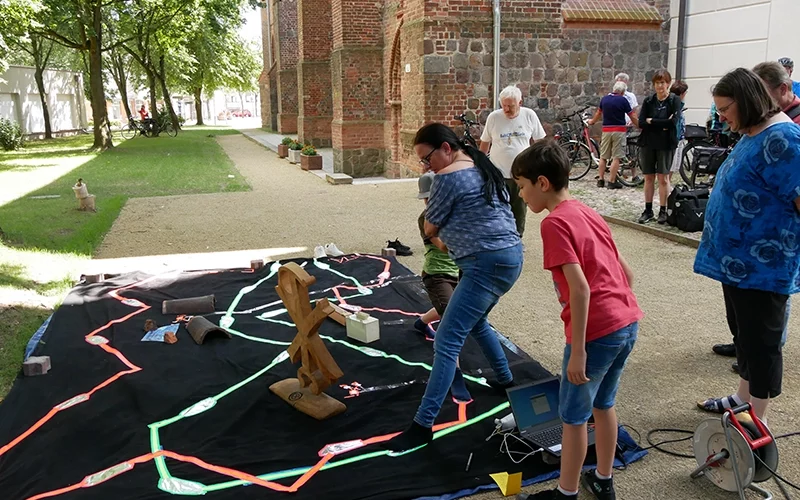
[754,453,800,492]
[643,428,695,459]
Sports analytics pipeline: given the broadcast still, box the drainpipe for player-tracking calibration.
[492,0,501,109]
[675,0,688,81]
[265,0,273,66]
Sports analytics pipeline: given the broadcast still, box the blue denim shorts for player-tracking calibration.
[559,322,638,425]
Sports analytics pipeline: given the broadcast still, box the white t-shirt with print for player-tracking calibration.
[480,107,546,178]
[624,91,638,125]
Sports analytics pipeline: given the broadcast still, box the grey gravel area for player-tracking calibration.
[97,134,799,500]
[570,174,703,241]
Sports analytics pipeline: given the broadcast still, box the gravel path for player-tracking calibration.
[97,133,798,500]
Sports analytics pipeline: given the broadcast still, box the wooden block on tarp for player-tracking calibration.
[269,378,346,420]
[381,248,396,257]
[23,356,51,376]
[326,303,351,326]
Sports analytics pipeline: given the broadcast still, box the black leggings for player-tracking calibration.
[722,284,788,399]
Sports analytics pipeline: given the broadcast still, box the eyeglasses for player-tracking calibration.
[419,147,438,167]
[717,100,736,115]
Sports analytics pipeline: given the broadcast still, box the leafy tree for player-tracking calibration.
[0,0,42,78]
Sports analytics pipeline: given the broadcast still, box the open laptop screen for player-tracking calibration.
[507,378,560,430]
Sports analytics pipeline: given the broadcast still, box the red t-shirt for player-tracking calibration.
[541,199,643,344]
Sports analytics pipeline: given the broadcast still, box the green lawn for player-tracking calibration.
[0,127,249,255]
[0,126,249,398]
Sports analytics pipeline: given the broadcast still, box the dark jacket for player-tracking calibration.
[638,92,681,150]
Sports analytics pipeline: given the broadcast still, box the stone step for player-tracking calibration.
[326,172,353,185]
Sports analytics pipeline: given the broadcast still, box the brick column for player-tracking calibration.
[259,4,279,130]
[331,0,385,177]
[275,0,298,133]
[296,0,333,147]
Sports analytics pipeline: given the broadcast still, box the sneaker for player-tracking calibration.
[516,489,574,499]
[582,469,616,500]
[606,180,623,190]
[637,210,654,224]
[313,245,327,259]
[387,238,413,256]
[712,343,736,357]
[657,210,667,225]
[597,179,605,188]
[324,243,344,257]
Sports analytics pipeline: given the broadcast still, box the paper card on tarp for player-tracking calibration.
[489,471,522,496]
[141,324,179,342]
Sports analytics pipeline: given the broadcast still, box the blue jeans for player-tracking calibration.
[559,322,638,425]
[414,243,523,427]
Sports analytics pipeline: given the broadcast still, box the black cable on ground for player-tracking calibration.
[753,453,800,493]
[643,428,695,459]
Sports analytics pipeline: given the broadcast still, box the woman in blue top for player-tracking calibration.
[695,68,800,421]
[384,123,523,451]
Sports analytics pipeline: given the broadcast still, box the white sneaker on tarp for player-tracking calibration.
[314,245,327,259]
[324,243,345,257]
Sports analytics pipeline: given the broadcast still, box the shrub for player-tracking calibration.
[289,140,303,151]
[281,136,294,145]
[0,118,23,151]
[301,145,317,156]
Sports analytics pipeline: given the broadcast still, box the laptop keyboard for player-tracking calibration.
[529,426,562,448]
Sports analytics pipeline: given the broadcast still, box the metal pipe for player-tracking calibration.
[675,0,688,81]
[492,0,501,109]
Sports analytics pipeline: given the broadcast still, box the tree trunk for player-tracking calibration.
[194,87,204,126]
[108,51,133,120]
[88,36,113,149]
[157,56,180,130]
[147,69,158,119]
[33,69,52,139]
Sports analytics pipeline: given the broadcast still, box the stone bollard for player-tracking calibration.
[72,178,96,212]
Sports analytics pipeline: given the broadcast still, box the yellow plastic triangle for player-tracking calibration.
[489,471,522,496]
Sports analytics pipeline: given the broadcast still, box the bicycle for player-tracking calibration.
[455,113,479,148]
[678,125,739,187]
[557,107,643,187]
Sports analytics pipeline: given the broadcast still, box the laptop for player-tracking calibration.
[506,376,595,457]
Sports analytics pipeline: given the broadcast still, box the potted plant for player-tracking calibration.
[278,137,293,158]
[300,144,322,170]
[288,141,303,164]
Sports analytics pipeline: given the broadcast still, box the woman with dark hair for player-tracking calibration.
[637,69,682,224]
[384,123,523,452]
[695,68,800,421]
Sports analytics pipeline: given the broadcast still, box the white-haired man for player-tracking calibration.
[480,85,546,238]
[588,81,639,189]
[615,72,638,126]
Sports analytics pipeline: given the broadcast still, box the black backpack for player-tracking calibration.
[786,102,800,122]
[667,185,709,232]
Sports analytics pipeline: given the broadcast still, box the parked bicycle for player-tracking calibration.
[118,114,178,140]
[455,113,479,148]
[556,106,643,187]
[678,124,739,188]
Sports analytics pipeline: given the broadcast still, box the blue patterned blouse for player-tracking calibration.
[694,122,800,294]
[425,167,520,260]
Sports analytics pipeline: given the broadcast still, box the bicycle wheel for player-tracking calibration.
[563,140,593,181]
[679,140,713,185]
[119,124,137,140]
[617,141,644,187]
[164,122,178,137]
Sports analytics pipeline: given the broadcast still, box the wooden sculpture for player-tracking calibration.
[269,263,346,420]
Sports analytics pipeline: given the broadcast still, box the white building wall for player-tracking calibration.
[669,0,800,125]
[0,66,87,134]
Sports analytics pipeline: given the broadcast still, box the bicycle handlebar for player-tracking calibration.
[455,114,478,127]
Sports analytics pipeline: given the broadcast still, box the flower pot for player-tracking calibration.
[277,144,288,158]
[288,149,302,164]
[301,153,323,171]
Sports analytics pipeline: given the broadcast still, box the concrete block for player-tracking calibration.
[381,248,396,257]
[346,312,379,344]
[326,173,353,185]
[23,356,51,376]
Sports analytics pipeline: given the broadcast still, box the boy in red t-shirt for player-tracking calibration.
[511,140,643,500]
